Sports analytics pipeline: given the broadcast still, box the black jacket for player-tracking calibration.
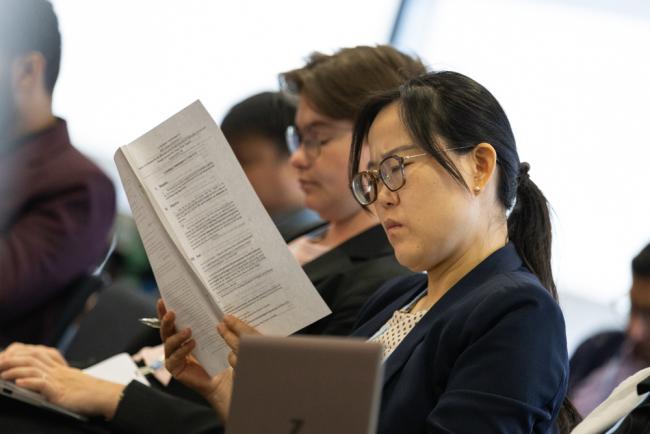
[569,330,626,393]
[298,224,414,336]
[352,243,568,434]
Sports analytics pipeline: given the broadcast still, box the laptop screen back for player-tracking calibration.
[226,335,383,434]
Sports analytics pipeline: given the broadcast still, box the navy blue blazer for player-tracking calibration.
[353,243,568,434]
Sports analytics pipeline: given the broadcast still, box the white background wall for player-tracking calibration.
[49,0,399,208]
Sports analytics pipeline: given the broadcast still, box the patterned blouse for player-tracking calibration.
[370,289,428,360]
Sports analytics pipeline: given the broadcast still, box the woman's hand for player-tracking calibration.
[158,299,260,422]
[0,344,124,420]
[158,299,233,422]
[158,299,212,394]
[0,342,68,367]
[217,315,261,368]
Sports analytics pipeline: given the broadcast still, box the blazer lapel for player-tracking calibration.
[381,243,524,387]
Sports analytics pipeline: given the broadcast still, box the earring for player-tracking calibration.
[473,185,481,193]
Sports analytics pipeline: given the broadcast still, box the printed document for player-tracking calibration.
[114,101,330,375]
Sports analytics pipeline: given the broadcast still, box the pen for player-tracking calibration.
[137,358,165,376]
[139,317,161,329]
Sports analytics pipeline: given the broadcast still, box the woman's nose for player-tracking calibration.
[375,182,398,208]
[289,145,311,170]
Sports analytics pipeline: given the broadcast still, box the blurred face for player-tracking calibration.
[231,135,301,215]
[289,95,359,222]
[366,102,479,272]
[627,275,650,362]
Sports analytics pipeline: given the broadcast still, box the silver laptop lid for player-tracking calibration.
[227,335,383,434]
[0,379,88,422]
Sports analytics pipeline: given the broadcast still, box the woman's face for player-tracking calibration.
[366,102,480,272]
[231,134,302,215]
[289,95,362,222]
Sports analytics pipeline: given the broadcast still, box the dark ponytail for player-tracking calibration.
[506,166,578,434]
[507,162,557,300]
[557,398,583,434]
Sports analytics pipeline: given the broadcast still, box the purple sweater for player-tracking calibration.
[0,119,115,345]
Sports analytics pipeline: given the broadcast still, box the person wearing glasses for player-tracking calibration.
[275,45,426,336]
[221,91,325,243]
[157,70,581,433]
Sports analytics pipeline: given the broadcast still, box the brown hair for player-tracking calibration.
[280,45,426,121]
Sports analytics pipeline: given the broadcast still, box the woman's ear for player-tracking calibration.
[471,142,497,193]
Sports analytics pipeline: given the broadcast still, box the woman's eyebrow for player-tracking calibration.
[381,144,418,159]
[298,121,335,135]
[366,144,418,170]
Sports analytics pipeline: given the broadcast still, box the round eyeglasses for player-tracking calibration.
[286,125,332,161]
[351,153,427,205]
[285,125,351,162]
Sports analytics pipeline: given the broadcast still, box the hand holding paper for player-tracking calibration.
[159,299,234,422]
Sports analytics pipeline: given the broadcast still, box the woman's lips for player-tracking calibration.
[384,219,403,233]
[299,179,317,191]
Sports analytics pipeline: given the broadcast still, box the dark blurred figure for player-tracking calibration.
[220,91,323,241]
[570,243,650,416]
[0,0,116,346]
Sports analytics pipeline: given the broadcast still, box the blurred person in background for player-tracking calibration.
[220,91,324,242]
[281,45,425,335]
[570,243,650,416]
[0,0,116,346]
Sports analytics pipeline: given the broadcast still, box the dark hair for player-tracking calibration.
[350,71,557,298]
[280,45,426,122]
[349,69,581,433]
[0,0,61,94]
[221,91,296,158]
[632,243,650,278]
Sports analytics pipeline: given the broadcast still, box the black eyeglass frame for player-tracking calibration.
[285,125,322,160]
[285,125,352,162]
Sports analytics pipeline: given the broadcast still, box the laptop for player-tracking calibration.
[226,335,383,434]
[0,378,88,422]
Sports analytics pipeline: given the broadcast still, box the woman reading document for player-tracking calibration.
[160,71,581,433]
